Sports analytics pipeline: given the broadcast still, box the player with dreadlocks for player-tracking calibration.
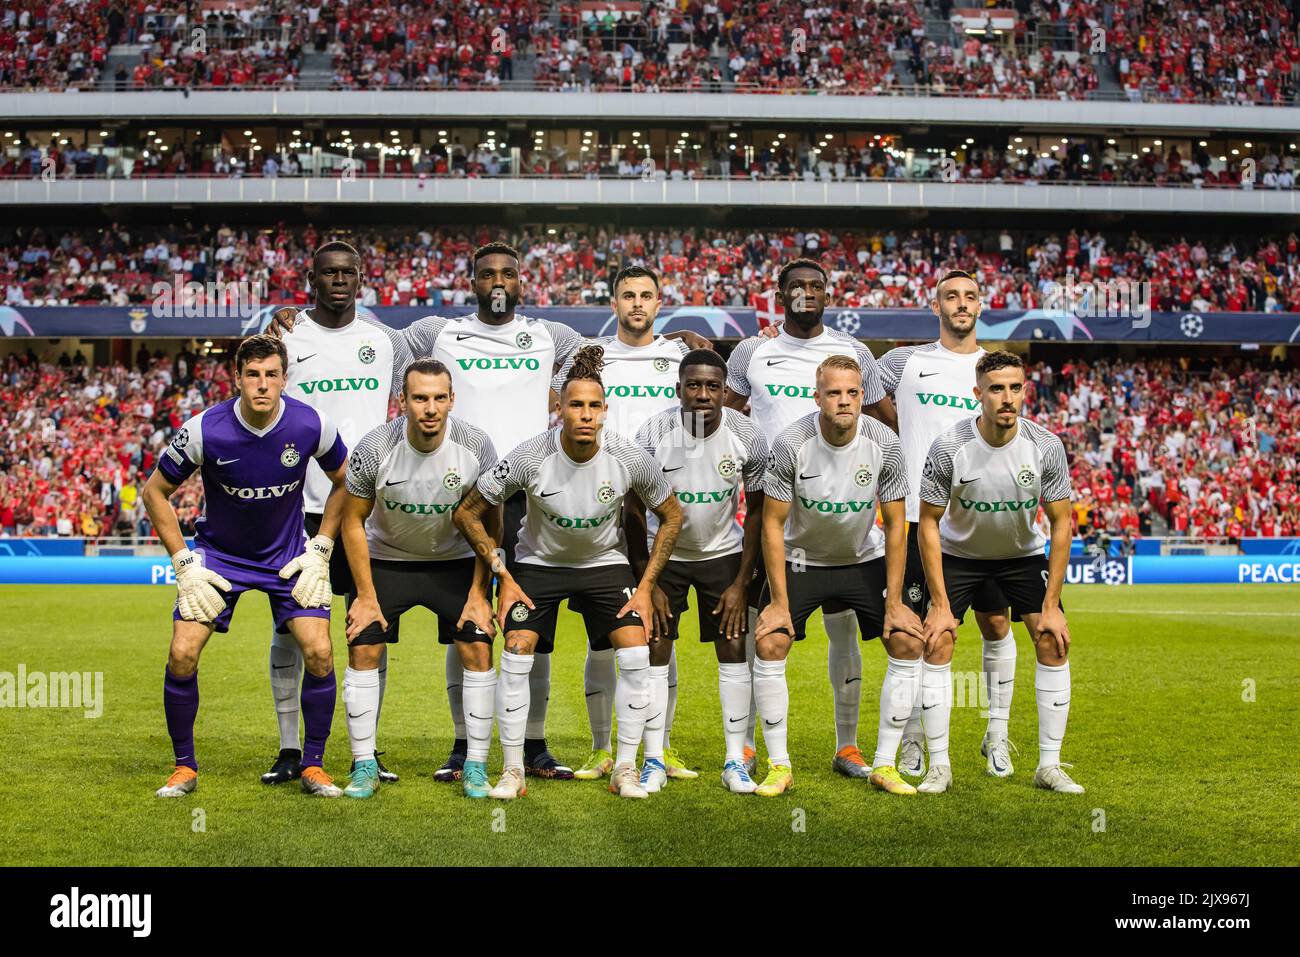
[453,346,684,799]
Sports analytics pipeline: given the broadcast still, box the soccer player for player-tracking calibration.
[725,258,894,780]
[552,265,697,783]
[917,350,1084,794]
[263,241,413,787]
[878,269,1016,781]
[629,349,768,793]
[453,346,684,800]
[146,334,349,799]
[337,359,501,799]
[753,355,922,797]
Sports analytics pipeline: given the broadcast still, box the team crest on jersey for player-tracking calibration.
[653,357,670,373]
[921,459,935,481]
[766,451,776,471]
[443,468,462,491]
[854,466,872,487]
[596,481,617,504]
[510,603,530,623]
[717,454,737,478]
[281,444,301,468]
[1016,466,1036,488]
[907,584,923,604]
[493,459,510,481]
[357,343,376,364]
[515,331,533,350]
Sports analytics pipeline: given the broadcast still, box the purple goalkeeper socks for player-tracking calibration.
[163,667,199,771]
[300,670,336,769]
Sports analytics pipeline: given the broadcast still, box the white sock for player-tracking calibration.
[873,655,920,768]
[824,609,861,751]
[496,651,533,770]
[269,629,303,751]
[343,666,381,760]
[614,646,651,766]
[920,661,953,769]
[1035,661,1071,769]
[375,646,388,740]
[583,646,616,751]
[752,657,790,767]
[744,609,758,752]
[462,668,497,764]
[718,662,751,763]
[983,632,1016,740]
[901,705,924,744]
[642,664,670,761]
[525,652,550,740]
[445,645,466,740]
[664,645,679,751]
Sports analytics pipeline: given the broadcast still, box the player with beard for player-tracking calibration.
[453,346,684,800]
[552,265,698,783]
[724,259,894,781]
[878,270,1016,784]
[262,243,413,787]
[918,351,1083,794]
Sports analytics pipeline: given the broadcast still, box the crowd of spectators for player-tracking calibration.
[5,223,1300,314]
[0,348,1293,541]
[3,0,1296,105]
[1029,356,1299,539]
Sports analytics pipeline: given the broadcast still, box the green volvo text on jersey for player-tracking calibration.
[299,377,381,394]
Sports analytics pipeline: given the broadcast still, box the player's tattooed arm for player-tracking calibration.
[639,493,682,590]
[755,495,794,640]
[880,498,922,641]
[1037,497,1073,659]
[917,501,959,655]
[454,487,532,629]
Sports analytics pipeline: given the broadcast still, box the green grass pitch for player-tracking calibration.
[0,583,1295,867]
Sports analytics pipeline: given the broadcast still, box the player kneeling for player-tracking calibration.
[145,335,349,798]
[454,346,683,800]
[917,350,1083,794]
[340,359,501,799]
[754,356,924,797]
[628,349,769,793]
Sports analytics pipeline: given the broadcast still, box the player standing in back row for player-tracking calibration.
[918,351,1084,794]
[263,242,413,788]
[725,258,895,780]
[877,269,1016,783]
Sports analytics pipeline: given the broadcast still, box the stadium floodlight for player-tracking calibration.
[243,130,252,136]
[1199,140,1207,146]
[1108,138,1116,145]
[390,130,399,136]
[1014,137,1023,143]
[1231,149,1240,155]
[1244,141,1252,148]
[293,130,301,136]
[729,132,737,138]
[1153,139,1162,146]
[342,129,350,135]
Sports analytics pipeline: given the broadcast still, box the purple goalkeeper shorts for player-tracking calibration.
[171,546,332,634]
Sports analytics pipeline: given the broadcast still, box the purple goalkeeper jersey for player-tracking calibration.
[157,396,348,568]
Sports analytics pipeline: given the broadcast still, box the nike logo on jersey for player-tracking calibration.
[455,333,478,341]
[663,466,684,473]
[918,371,940,378]
[765,359,788,366]
[384,479,408,487]
[296,353,316,363]
[958,476,979,485]
[216,457,240,466]
[539,489,561,498]
[798,472,821,481]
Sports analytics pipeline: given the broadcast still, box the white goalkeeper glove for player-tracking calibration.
[172,548,232,623]
[278,535,334,608]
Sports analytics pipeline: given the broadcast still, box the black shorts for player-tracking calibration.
[760,558,886,642]
[905,523,1010,618]
[938,553,1056,624]
[305,511,355,597]
[505,562,642,654]
[657,553,743,644]
[351,557,486,646]
[749,559,848,616]
[502,491,526,572]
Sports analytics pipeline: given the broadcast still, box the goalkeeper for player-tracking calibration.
[142,335,351,800]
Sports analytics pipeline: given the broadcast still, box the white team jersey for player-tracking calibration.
[879,341,985,522]
[764,412,909,567]
[552,335,689,440]
[283,311,412,512]
[635,407,768,562]
[726,326,886,445]
[404,313,581,458]
[920,416,1072,560]
[345,416,497,562]
[477,428,673,569]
